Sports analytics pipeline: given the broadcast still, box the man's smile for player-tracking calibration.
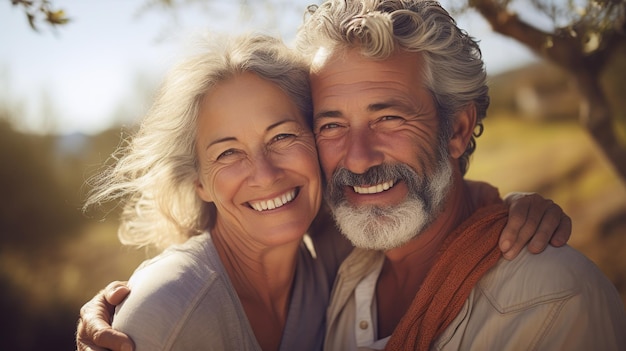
[352,180,396,194]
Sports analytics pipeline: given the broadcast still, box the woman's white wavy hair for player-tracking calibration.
[85,33,312,251]
[296,0,489,174]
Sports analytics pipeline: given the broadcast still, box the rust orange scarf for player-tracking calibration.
[385,204,509,351]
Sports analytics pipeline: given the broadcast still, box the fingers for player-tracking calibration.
[500,192,572,260]
[499,195,531,260]
[103,281,130,305]
[550,212,572,247]
[76,318,108,351]
[76,317,134,351]
[76,282,134,351]
[524,199,563,254]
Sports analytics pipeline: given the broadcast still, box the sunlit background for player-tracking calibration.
[1,0,624,350]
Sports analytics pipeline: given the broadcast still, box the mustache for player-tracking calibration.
[325,163,423,205]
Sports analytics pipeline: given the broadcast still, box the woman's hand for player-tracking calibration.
[501,192,571,260]
[466,180,572,261]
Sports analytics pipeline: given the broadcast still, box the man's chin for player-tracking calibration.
[331,199,429,250]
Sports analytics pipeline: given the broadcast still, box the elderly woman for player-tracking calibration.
[77,33,571,351]
[81,33,349,351]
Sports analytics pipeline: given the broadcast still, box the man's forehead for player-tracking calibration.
[310,49,426,94]
[312,48,424,74]
[311,47,332,73]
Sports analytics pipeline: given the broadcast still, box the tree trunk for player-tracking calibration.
[575,73,626,182]
[470,0,626,183]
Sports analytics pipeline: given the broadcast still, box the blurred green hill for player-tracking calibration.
[0,61,625,350]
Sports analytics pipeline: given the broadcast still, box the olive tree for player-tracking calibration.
[466,0,626,182]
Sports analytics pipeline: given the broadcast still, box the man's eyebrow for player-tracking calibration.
[314,100,417,120]
[367,100,415,114]
[314,110,342,120]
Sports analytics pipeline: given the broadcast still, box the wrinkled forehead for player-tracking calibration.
[310,48,428,99]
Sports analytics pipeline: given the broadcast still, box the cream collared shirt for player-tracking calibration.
[324,245,626,351]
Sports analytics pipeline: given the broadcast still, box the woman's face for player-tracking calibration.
[195,72,322,247]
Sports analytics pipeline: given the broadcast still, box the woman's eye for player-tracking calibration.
[216,149,237,160]
[272,133,295,142]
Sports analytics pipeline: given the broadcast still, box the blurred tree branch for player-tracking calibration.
[469,0,626,183]
[10,0,70,31]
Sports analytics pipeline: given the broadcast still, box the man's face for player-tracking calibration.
[310,48,453,250]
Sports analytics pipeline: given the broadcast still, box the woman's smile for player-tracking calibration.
[247,187,299,212]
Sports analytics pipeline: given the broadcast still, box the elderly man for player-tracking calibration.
[296,0,626,350]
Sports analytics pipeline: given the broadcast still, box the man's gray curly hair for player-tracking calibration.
[296,0,489,174]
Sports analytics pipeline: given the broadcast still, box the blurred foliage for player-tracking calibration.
[10,0,70,31]
[0,119,83,350]
[0,120,81,252]
[0,116,145,350]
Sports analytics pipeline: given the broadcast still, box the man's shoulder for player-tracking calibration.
[477,245,614,313]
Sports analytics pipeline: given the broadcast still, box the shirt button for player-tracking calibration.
[359,320,369,330]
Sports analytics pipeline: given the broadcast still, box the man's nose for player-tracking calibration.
[343,128,384,175]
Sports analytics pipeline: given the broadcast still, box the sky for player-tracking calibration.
[0,0,540,136]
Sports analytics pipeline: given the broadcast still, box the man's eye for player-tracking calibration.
[374,115,405,129]
[315,121,346,137]
[380,115,403,122]
[318,123,340,131]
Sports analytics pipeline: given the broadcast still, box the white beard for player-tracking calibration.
[331,158,452,250]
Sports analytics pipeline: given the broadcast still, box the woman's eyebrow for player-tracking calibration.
[266,119,294,132]
[206,119,296,149]
[207,136,236,149]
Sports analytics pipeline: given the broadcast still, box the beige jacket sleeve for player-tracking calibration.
[435,245,626,351]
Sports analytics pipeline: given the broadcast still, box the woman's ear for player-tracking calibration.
[195,179,213,203]
[448,104,477,159]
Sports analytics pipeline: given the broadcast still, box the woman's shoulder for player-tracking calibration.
[127,232,227,296]
[133,232,218,274]
[112,232,244,349]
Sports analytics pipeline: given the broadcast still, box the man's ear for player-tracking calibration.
[448,104,477,159]
[195,179,213,203]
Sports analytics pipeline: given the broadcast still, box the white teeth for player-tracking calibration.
[353,180,395,194]
[249,189,297,212]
